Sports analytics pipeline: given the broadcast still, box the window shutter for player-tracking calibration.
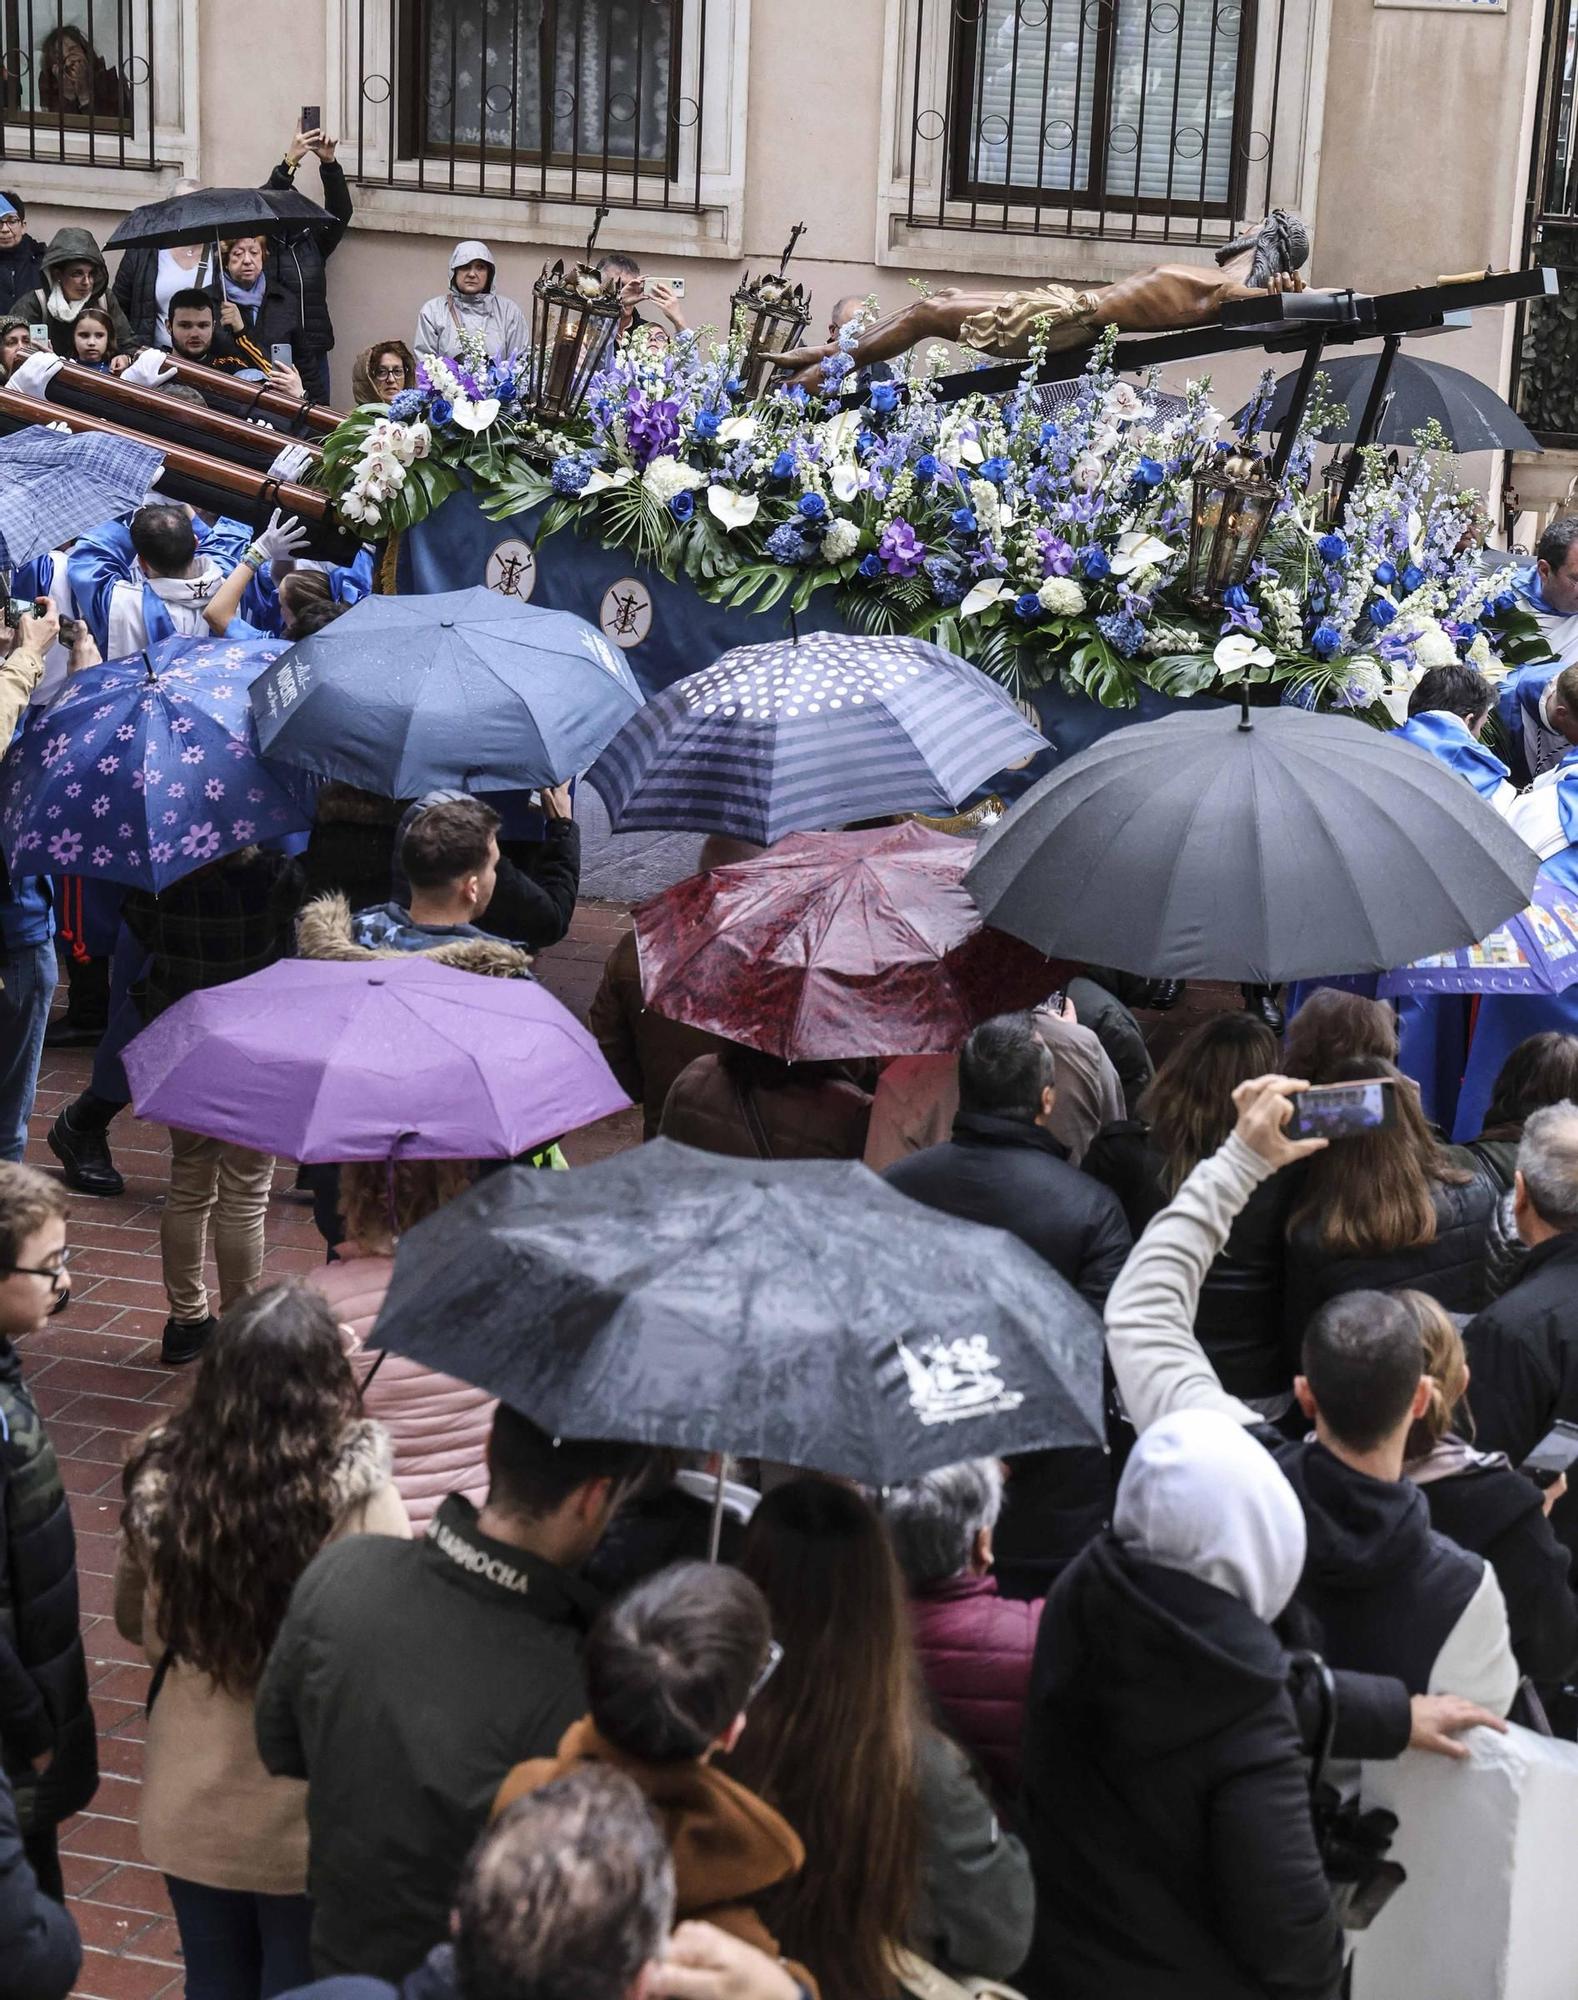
[967,0,1099,196]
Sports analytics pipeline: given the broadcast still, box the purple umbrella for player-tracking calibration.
[1379,869,1578,998]
[122,957,631,1162]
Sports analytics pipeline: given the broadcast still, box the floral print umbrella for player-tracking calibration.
[1,636,311,893]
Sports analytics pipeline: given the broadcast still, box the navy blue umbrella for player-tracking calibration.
[250,588,643,797]
[585,633,1045,845]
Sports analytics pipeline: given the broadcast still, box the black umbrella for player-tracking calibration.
[370,1141,1106,1486]
[106,186,335,252]
[1242,354,1541,454]
[964,705,1540,984]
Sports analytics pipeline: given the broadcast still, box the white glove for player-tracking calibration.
[121,348,178,388]
[245,508,311,566]
[7,350,64,398]
[266,442,316,484]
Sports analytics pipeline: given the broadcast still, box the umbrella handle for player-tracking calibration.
[707,1455,732,1563]
[1238,687,1253,732]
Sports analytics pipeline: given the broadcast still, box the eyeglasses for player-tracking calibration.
[3,1247,69,1293]
[373,364,406,382]
[746,1639,784,1708]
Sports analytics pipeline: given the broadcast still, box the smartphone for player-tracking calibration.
[1521,1419,1578,1490]
[644,276,685,299]
[56,614,78,645]
[27,322,48,349]
[1285,1078,1399,1142]
[300,105,320,132]
[270,342,294,367]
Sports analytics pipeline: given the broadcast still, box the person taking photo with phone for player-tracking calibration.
[263,121,352,403]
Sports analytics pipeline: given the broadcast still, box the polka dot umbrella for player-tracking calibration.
[584,632,1045,846]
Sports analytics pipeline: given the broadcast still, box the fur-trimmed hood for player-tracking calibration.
[125,1417,393,1552]
[295,891,533,979]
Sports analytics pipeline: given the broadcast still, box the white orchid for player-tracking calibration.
[1073,452,1105,491]
[1109,529,1174,577]
[961,577,1011,619]
[706,486,760,530]
[1102,382,1146,424]
[1212,632,1277,679]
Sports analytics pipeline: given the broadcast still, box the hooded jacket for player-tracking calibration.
[493,1717,806,1967]
[1022,1535,1343,2000]
[351,340,417,406]
[295,891,533,980]
[114,1420,409,1895]
[414,242,529,362]
[68,515,256,658]
[11,228,138,357]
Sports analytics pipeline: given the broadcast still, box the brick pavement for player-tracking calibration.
[18,902,635,2000]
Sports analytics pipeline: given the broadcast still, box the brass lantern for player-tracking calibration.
[527,204,623,423]
[1186,445,1279,608]
[1319,451,1352,530]
[731,222,811,400]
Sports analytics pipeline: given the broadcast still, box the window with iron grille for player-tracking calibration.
[948,0,1254,220]
[1512,0,1578,445]
[0,0,160,169]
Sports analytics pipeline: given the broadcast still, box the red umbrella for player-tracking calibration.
[634,822,1071,1062]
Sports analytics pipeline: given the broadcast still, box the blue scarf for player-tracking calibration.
[224,269,267,311]
[1391,711,1511,801]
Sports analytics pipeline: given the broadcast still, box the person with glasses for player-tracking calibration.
[0,1163,100,1906]
[493,1561,807,1979]
[0,191,46,311]
[351,339,417,406]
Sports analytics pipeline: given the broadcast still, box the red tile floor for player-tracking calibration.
[18,902,638,1999]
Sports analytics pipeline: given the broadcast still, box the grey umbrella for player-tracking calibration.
[1244,354,1542,454]
[105,186,335,251]
[964,703,1541,983]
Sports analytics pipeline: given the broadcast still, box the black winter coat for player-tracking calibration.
[1021,1536,1343,2000]
[1283,1172,1497,1353]
[0,1767,79,2000]
[263,159,353,365]
[255,1495,597,1979]
[0,1341,97,1835]
[1464,1232,1578,1570]
[1084,1122,1296,1400]
[111,244,221,347]
[0,233,48,314]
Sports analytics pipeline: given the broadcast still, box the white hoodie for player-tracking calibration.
[414,240,529,362]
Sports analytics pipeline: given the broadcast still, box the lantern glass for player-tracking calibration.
[730,279,810,400]
[1320,453,1350,530]
[1187,451,1279,607]
[527,263,621,422]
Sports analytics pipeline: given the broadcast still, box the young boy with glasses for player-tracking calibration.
[0,1163,98,1899]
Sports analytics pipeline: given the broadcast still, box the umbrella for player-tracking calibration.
[585,632,1045,845]
[964,704,1541,984]
[251,588,644,797]
[1243,355,1542,454]
[122,956,630,1163]
[369,1141,1106,1485]
[0,636,309,892]
[1377,869,1578,998]
[105,186,336,252]
[633,822,1070,1061]
[0,430,164,571]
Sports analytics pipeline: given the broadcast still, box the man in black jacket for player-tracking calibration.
[0,193,47,309]
[264,123,353,403]
[256,1407,655,1980]
[1465,1100,1578,1563]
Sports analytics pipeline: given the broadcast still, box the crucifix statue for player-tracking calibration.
[772,210,1311,386]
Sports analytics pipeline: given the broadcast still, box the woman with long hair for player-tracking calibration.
[114,1284,409,1998]
[725,1479,1033,2000]
[1280,987,1398,1085]
[1085,1012,1297,1407]
[305,1159,496,1534]
[1399,1290,1578,1688]
[1284,1055,1494,1344]
[1453,1033,1578,1302]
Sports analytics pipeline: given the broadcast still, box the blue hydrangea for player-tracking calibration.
[1080,547,1111,581]
[766,524,813,565]
[669,490,696,523]
[1282,680,1320,711]
[550,456,592,497]
[868,380,900,414]
[1096,609,1147,658]
[387,389,426,421]
[923,555,966,607]
[1013,591,1042,622]
[1311,621,1342,659]
[1316,532,1347,564]
[693,409,721,441]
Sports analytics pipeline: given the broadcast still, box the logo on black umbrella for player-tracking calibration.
[898,1335,1024,1427]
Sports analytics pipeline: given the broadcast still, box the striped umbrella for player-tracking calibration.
[584,632,1045,845]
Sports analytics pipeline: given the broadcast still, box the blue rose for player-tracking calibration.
[770,450,796,482]
[980,456,1011,486]
[725,376,745,397]
[1311,621,1342,659]
[1492,590,1518,615]
[1368,596,1398,628]
[950,507,978,536]
[857,552,883,579]
[798,493,828,521]
[693,409,721,440]
[1080,547,1111,581]
[1373,559,1398,588]
[914,453,940,484]
[858,431,879,455]
[429,398,453,428]
[669,490,695,523]
[1013,591,1042,622]
[1401,563,1424,594]
[1132,456,1165,489]
[869,381,900,414]
[1316,532,1347,564]
[1222,584,1251,611]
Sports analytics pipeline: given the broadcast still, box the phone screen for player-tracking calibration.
[1286,1079,1396,1142]
[1522,1421,1578,1488]
[27,323,48,348]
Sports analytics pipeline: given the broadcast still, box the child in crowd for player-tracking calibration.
[0,1163,98,1900]
[69,304,115,370]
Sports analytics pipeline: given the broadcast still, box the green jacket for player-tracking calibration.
[9,226,140,357]
[255,1493,598,1979]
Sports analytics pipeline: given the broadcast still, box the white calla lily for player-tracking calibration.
[449,397,500,435]
[960,577,1010,619]
[830,463,861,503]
[1110,530,1174,576]
[706,486,760,530]
[717,415,758,443]
[583,466,635,495]
[1212,632,1277,678]
[821,409,862,458]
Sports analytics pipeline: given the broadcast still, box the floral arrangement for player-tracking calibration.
[315,319,1551,719]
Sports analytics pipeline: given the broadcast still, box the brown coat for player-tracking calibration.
[659,1054,872,1162]
[493,1717,807,1973]
[587,929,733,1139]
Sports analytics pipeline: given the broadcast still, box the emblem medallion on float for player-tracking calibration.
[484,538,536,603]
[600,577,653,648]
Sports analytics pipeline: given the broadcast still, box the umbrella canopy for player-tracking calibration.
[251,588,643,797]
[1,636,308,892]
[634,821,1070,1061]
[122,956,630,1163]
[105,186,336,252]
[0,430,164,571]
[369,1141,1107,1485]
[1244,354,1542,454]
[585,632,1045,845]
[964,705,1541,984]
[1378,868,1578,998]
